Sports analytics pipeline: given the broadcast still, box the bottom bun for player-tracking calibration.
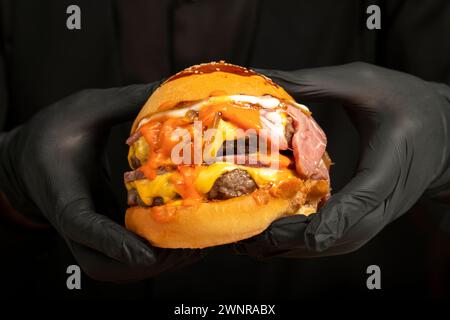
[125,191,319,249]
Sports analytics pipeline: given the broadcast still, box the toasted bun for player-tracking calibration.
[126,192,319,249]
[131,61,294,133]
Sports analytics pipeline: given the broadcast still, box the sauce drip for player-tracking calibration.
[170,166,203,205]
[140,117,192,179]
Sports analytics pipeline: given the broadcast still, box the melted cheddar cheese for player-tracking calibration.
[127,163,295,205]
[126,173,177,205]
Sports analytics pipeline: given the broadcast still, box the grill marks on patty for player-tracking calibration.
[208,169,257,200]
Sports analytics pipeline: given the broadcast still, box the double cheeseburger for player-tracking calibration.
[124,61,331,249]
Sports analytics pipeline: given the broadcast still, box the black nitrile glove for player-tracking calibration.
[0,84,203,282]
[236,62,450,258]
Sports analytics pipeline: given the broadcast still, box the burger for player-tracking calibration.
[124,61,331,249]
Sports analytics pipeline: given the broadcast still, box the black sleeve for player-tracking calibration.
[380,0,450,84]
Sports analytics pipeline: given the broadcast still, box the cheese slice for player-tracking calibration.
[126,173,177,205]
[127,163,296,205]
[194,162,295,194]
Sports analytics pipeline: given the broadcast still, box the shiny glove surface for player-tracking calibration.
[236,62,450,258]
[0,84,203,282]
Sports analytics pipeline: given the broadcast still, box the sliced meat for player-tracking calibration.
[126,131,142,145]
[312,158,330,181]
[156,166,170,175]
[286,105,327,180]
[124,166,170,182]
[124,170,145,183]
[208,169,257,200]
[127,188,147,206]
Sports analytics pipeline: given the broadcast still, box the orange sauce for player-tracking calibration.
[269,178,304,199]
[140,118,192,179]
[199,104,261,130]
[170,166,203,205]
[254,153,291,169]
[252,189,270,205]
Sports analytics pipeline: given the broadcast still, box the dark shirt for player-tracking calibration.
[0,0,449,299]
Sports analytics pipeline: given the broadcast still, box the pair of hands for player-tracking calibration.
[1,63,449,281]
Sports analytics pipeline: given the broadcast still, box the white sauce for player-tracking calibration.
[137,94,309,129]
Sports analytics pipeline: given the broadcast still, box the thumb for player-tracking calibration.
[67,82,161,129]
[254,62,382,106]
[305,128,400,252]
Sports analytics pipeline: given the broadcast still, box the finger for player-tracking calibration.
[52,163,204,269]
[234,214,310,259]
[57,197,158,266]
[278,205,384,258]
[237,121,400,255]
[241,126,400,254]
[95,83,161,122]
[236,201,387,259]
[45,164,159,266]
[304,131,401,252]
[66,82,161,128]
[254,63,385,106]
[67,239,203,283]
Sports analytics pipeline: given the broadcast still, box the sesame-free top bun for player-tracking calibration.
[131,61,294,133]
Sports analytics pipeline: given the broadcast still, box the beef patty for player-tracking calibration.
[208,169,257,200]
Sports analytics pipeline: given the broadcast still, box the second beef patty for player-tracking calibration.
[208,169,257,200]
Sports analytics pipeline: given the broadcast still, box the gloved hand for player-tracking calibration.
[236,62,450,258]
[0,84,203,282]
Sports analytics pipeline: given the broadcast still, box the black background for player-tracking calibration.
[0,0,449,300]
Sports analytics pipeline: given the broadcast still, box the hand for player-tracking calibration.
[236,62,450,258]
[0,84,203,282]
